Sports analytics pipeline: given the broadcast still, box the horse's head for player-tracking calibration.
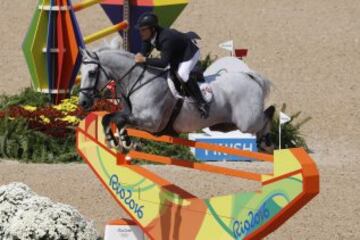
[78,48,112,110]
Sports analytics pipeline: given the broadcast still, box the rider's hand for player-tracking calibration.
[135,53,146,64]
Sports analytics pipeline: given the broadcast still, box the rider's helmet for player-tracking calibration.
[136,12,159,29]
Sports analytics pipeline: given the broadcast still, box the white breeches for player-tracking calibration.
[177,50,200,82]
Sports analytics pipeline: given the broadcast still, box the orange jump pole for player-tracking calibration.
[84,20,128,44]
[127,128,274,162]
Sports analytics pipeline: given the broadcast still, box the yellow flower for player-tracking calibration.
[39,115,51,124]
[53,96,79,113]
[22,105,37,112]
[59,115,80,124]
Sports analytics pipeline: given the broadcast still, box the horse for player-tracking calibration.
[78,43,275,153]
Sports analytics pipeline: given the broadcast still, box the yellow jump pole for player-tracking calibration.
[73,0,102,12]
[75,21,129,85]
[84,21,129,44]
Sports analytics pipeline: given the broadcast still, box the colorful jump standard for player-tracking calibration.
[77,112,320,240]
[23,0,188,104]
[22,0,128,104]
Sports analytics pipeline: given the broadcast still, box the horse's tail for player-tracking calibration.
[246,72,272,99]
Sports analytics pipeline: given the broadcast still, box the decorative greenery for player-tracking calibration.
[0,88,197,163]
[0,88,50,110]
[268,103,311,150]
[0,117,79,163]
[200,53,217,71]
[0,89,117,162]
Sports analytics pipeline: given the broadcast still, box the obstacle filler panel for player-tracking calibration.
[23,0,43,90]
[32,0,50,92]
[23,0,184,102]
[100,0,188,53]
[76,112,319,240]
[22,0,85,103]
[47,0,56,93]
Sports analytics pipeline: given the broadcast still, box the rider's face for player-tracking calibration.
[139,27,153,41]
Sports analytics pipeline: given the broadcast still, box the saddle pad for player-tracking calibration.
[167,78,213,103]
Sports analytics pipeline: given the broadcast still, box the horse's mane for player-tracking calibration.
[95,45,135,59]
[94,37,168,74]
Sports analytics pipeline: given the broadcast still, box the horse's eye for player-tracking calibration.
[88,70,96,78]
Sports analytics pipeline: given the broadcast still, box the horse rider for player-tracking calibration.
[134,12,210,119]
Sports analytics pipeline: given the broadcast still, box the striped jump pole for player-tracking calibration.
[84,21,128,44]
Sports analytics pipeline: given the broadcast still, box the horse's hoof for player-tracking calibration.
[133,142,142,151]
[116,144,125,153]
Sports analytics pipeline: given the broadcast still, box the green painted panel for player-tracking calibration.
[31,0,50,90]
[154,4,187,27]
[22,0,43,90]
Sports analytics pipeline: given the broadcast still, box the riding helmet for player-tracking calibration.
[136,12,159,29]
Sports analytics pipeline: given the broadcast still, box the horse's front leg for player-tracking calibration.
[102,112,132,152]
[102,112,119,148]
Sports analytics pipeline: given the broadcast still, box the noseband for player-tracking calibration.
[79,52,139,100]
[79,52,113,99]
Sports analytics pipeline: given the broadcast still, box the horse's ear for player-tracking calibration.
[79,48,89,59]
[110,36,124,50]
[80,48,95,60]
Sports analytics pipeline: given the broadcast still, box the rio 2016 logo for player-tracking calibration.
[109,174,144,219]
[232,200,270,239]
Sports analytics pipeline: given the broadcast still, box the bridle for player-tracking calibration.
[79,51,169,111]
[79,51,140,100]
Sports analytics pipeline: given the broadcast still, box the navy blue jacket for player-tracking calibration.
[141,27,199,70]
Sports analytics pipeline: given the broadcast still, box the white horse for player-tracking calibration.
[78,43,275,152]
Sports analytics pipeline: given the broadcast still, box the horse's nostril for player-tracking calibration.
[80,101,87,108]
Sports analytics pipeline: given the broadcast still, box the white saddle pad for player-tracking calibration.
[167,78,213,103]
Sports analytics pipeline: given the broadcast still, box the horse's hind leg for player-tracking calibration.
[256,106,276,152]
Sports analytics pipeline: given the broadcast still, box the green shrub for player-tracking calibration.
[268,104,311,150]
[0,88,50,110]
[0,117,80,163]
[200,54,217,71]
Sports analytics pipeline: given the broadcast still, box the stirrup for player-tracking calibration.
[198,103,209,119]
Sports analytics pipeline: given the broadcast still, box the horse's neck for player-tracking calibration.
[102,51,168,95]
[101,51,137,89]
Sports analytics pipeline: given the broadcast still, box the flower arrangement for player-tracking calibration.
[0,89,118,162]
[0,95,117,138]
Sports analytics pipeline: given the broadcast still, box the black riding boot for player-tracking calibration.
[184,80,210,119]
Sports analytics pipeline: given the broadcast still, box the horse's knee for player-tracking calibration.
[101,115,116,139]
[102,114,113,128]
[110,112,128,130]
